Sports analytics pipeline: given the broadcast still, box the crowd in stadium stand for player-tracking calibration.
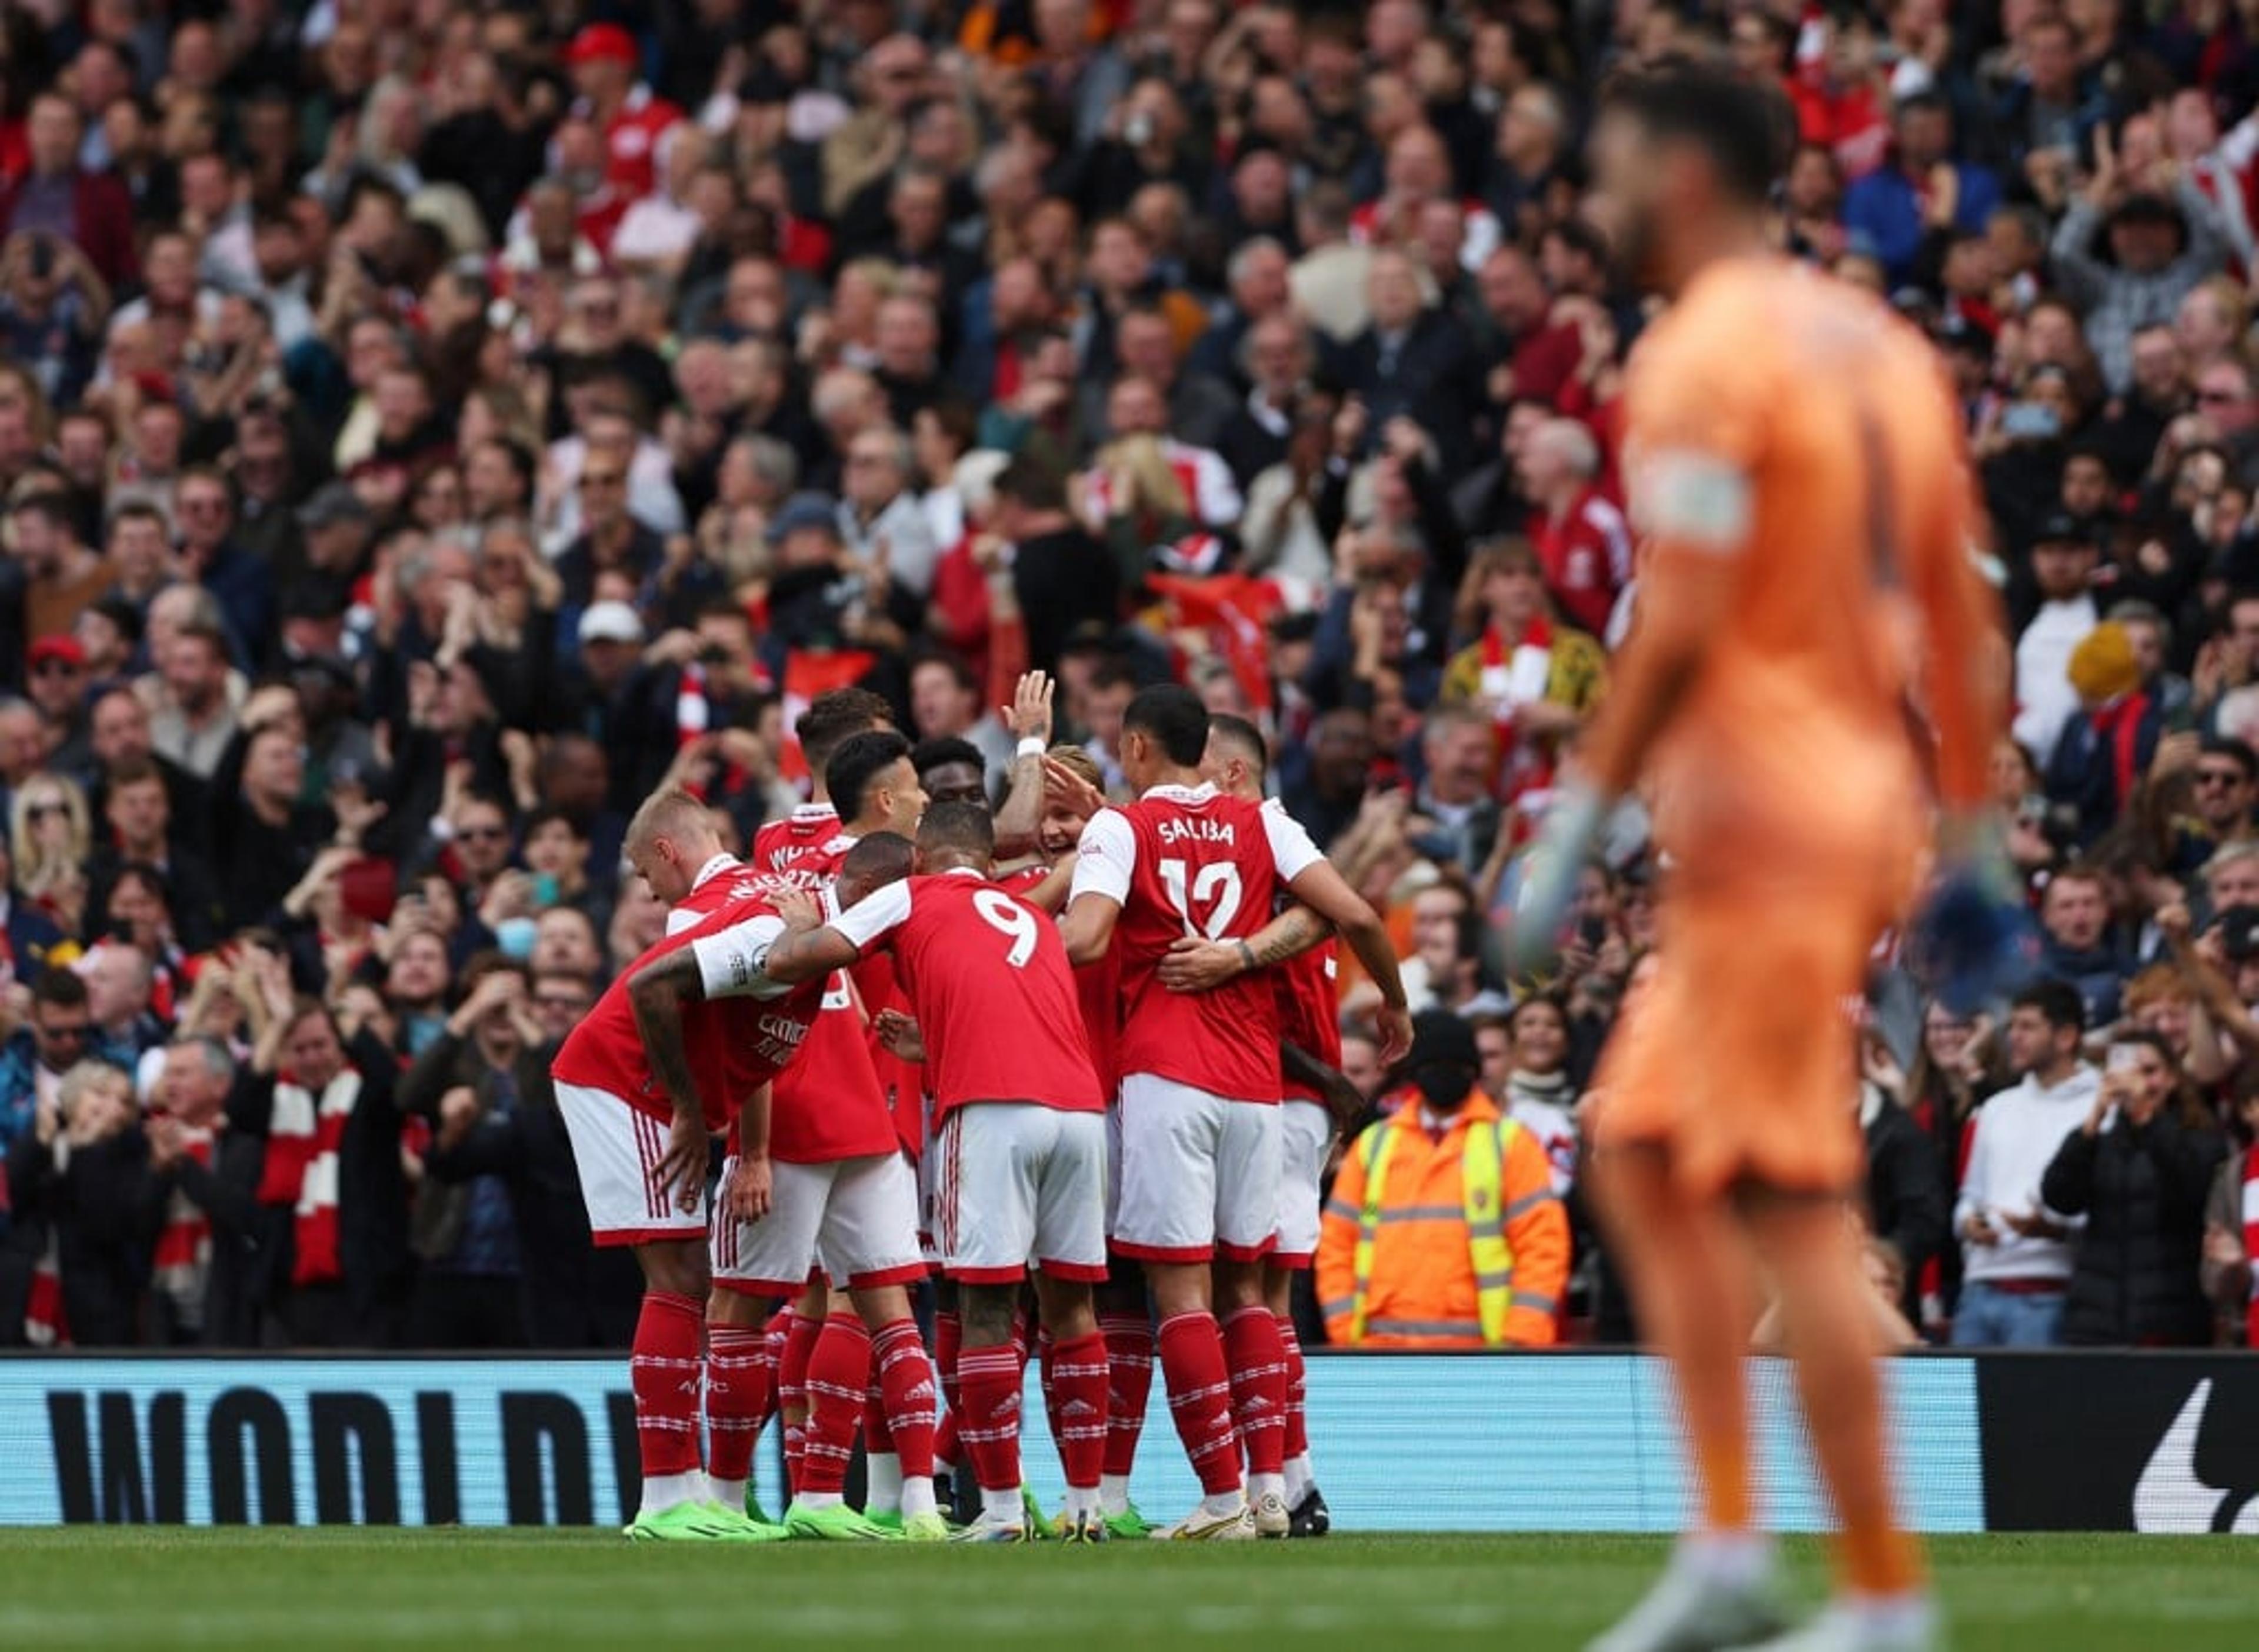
[0,0,2256,1354]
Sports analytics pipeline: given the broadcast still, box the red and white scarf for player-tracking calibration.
[1481,618,1557,800]
[676,662,711,749]
[152,1127,216,1314]
[2241,1144,2259,1350]
[256,1070,361,1287]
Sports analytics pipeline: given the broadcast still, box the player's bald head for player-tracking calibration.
[916,800,994,872]
[625,786,723,860]
[837,831,914,905]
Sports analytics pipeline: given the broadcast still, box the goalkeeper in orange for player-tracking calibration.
[1511,62,2004,1652]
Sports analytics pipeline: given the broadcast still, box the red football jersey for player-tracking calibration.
[989,863,1121,1096]
[1069,782,1324,1101]
[833,869,1103,1121]
[551,895,821,1131]
[1275,940,1342,1105]
[751,805,854,888]
[675,848,896,1164]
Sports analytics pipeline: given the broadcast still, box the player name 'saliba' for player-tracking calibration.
[1154,817,1236,846]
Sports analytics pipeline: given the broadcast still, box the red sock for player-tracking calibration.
[704,1323,771,1487]
[955,1343,1024,1493]
[798,1313,871,1496]
[1037,1327,1062,1447]
[778,1310,821,1493]
[631,1292,704,1478]
[863,1380,897,1458]
[1009,1304,1031,1380]
[871,1318,938,1478]
[756,1309,789,1437]
[1157,1311,1241,1496]
[1101,1313,1154,1478]
[1277,1313,1309,1462]
[1048,1331,1109,1492]
[932,1308,962,1467]
[1221,1305,1288,1477]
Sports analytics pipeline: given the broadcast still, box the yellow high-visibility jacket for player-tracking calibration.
[1316,1089,1570,1348]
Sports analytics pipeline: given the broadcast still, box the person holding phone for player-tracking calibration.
[2039,1030,2225,1345]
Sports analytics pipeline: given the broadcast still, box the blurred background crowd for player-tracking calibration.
[0,0,2256,1353]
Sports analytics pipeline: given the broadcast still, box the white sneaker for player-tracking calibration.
[1587,1558,1789,1652]
[1152,1500,1258,1541]
[1744,1601,1943,1652]
[1252,1489,1291,1538]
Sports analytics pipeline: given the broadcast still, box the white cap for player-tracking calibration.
[578,600,644,645]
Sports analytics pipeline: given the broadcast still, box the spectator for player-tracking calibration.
[400,955,548,1348]
[1409,705,1501,875]
[2011,515,2101,761]
[0,93,136,289]
[838,423,943,602]
[2200,1076,2259,1347]
[1,1058,149,1346]
[1857,1035,1950,1328]
[2042,1029,2226,1345]
[142,1037,267,1347]
[1440,539,1606,808]
[1842,92,2003,289]
[234,956,414,1349]
[2039,864,2130,1028]
[1492,994,1580,1195]
[1317,1011,1568,1348]
[2044,622,2161,849]
[12,494,112,648]
[1342,248,1477,474]
[1953,979,2101,1348]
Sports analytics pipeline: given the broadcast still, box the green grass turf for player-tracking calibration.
[0,1531,2253,1650]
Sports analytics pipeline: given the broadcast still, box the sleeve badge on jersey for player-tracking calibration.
[1628,449,1754,554]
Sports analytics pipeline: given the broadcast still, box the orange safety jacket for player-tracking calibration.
[1316,1088,1570,1349]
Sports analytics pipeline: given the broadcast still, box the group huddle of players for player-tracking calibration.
[549,674,1414,1543]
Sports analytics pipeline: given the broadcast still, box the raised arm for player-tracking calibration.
[991,672,1055,862]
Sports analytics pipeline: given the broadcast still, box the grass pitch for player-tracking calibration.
[0,1530,2253,1650]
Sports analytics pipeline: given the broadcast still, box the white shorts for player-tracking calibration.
[1274,1100,1332,1268]
[711,1151,927,1298]
[931,1104,1109,1286]
[1104,1101,1125,1231]
[916,1125,942,1266]
[556,1083,710,1245]
[1110,1074,1280,1264]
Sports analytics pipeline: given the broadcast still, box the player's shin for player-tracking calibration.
[955,1339,1027,1521]
[703,1310,774,1514]
[796,1311,871,1506]
[1155,1308,1245,1509]
[1753,1200,1927,1605]
[1098,1300,1155,1514]
[869,1314,941,1520]
[629,1290,707,1517]
[932,1304,962,1473]
[1593,1148,1757,1539]
[1048,1325,1109,1517]
[1274,1311,1312,1504]
[778,1308,822,1494]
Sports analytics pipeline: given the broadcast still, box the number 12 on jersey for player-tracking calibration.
[1158,858,1243,939]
